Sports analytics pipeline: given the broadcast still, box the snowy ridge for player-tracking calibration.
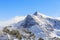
[32,15,56,38]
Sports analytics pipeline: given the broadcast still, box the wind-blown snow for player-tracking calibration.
[0,16,25,26]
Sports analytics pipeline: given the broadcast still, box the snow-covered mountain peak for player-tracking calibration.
[20,14,37,28]
[25,15,33,19]
[0,12,60,40]
[33,11,39,15]
[33,12,48,18]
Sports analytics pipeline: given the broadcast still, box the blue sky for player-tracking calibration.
[0,0,60,21]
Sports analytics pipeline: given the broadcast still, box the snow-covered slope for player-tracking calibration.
[16,12,60,39]
[0,12,60,40]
